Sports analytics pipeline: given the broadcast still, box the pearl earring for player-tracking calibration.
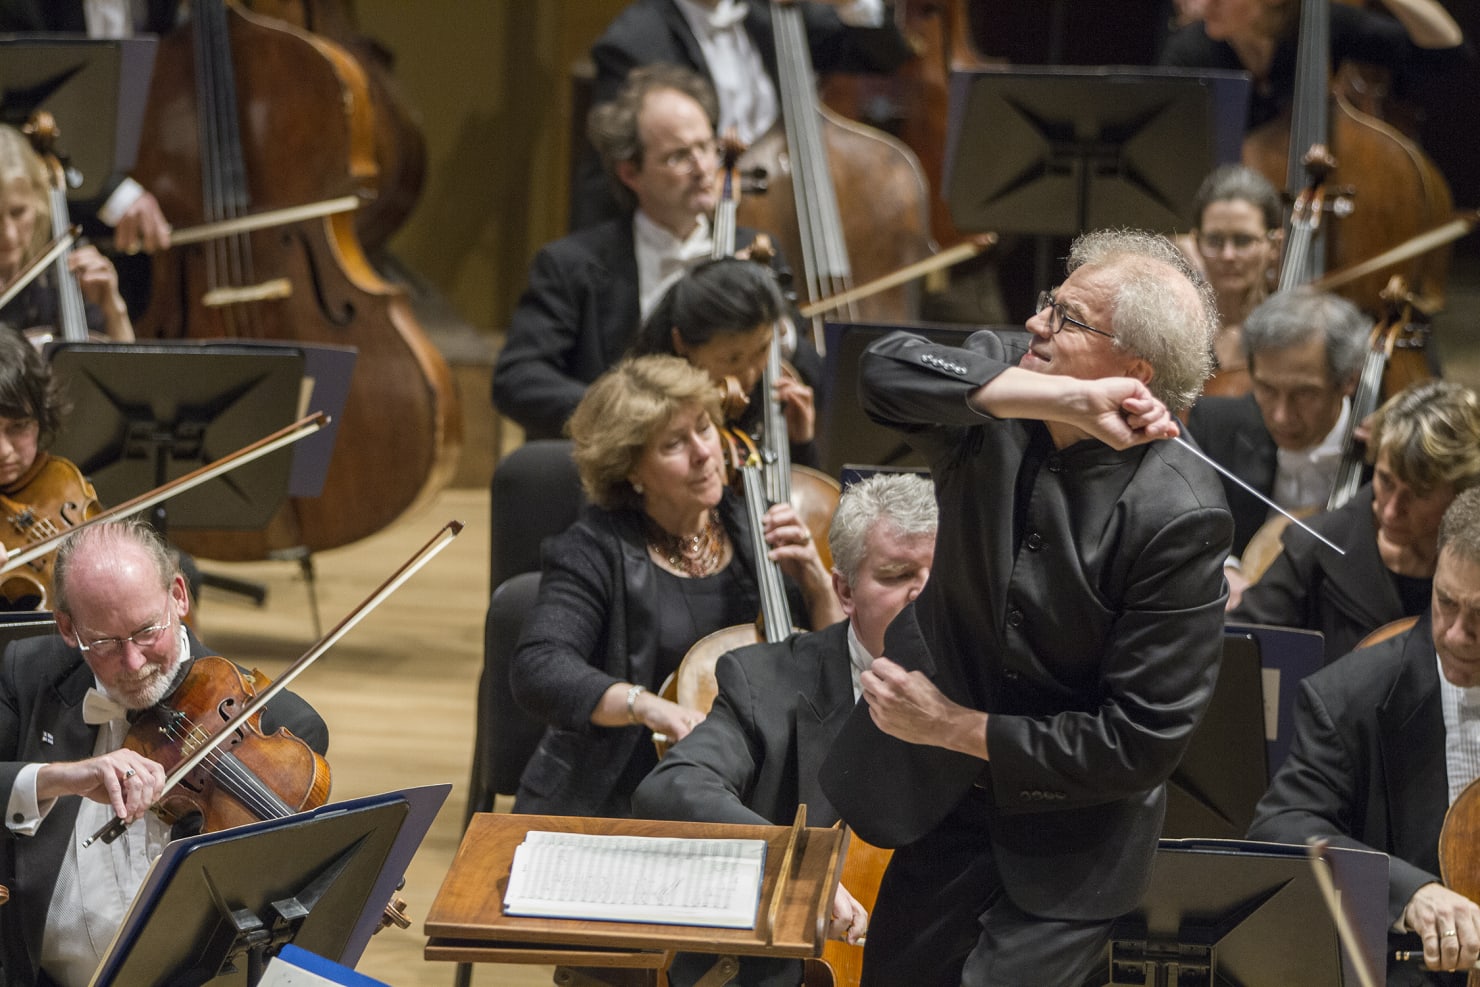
[633,482,644,495]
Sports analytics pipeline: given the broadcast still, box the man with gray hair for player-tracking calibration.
[820,229,1233,986]
[635,471,937,986]
[1248,485,1480,986]
[1187,287,1370,604]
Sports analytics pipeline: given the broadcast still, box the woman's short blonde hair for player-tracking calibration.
[568,355,724,510]
[1369,379,1480,495]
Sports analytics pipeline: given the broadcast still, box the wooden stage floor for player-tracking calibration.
[192,485,549,986]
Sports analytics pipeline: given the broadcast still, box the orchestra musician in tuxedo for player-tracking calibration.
[492,64,797,441]
[634,471,938,987]
[1247,485,1480,986]
[0,519,326,987]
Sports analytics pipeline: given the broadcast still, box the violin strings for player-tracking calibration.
[147,708,297,821]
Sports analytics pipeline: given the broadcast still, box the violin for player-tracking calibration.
[122,654,331,834]
[0,454,101,611]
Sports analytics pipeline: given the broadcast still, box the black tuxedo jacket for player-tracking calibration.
[492,216,792,440]
[1186,393,1277,557]
[1247,617,1464,985]
[820,330,1232,920]
[633,620,854,827]
[0,630,327,987]
[1232,484,1410,662]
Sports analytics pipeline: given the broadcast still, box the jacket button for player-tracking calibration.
[1026,532,1044,551]
[1003,669,1021,682]
[1007,608,1024,627]
[1046,455,1063,473]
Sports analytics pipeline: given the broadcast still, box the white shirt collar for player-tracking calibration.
[846,621,873,703]
[675,0,749,33]
[633,209,714,322]
[1437,650,1480,806]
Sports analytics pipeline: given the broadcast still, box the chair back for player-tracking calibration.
[467,571,547,819]
[489,439,584,591]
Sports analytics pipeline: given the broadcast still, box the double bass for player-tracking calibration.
[131,0,461,561]
[736,1,933,344]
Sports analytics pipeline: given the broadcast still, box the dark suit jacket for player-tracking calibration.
[0,0,176,33]
[821,329,1232,921]
[1232,484,1411,662]
[1246,617,1464,986]
[510,490,808,817]
[491,216,795,440]
[571,0,914,229]
[0,629,328,987]
[633,620,853,827]
[1186,393,1277,558]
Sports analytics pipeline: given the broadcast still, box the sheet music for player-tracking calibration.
[503,831,766,929]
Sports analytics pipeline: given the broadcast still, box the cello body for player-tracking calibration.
[132,1,461,560]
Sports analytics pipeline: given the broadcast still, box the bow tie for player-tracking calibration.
[707,0,748,30]
[82,687,130,725]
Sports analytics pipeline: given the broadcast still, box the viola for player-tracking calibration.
[122,654,331,835]
[0,454,101,611]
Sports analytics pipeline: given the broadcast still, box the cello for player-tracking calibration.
[130,0,461,561]
[736,1,933,346]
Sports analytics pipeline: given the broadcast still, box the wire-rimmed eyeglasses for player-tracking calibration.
[76,610,174,660]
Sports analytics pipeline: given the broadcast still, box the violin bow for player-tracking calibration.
[0,226,79,313]
[798,234,997,320]
[0,413,329,576]
[85,519,464,847]
[1312,210,1478,296]
[1306,838,1381,987]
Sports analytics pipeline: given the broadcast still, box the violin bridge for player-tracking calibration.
[201,278,294,308]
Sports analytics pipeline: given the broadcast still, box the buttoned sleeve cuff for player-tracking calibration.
[835,0,885,26]
[7,763,55,835]
[97,177,146,227]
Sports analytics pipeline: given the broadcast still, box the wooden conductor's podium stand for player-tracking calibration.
[425,808,848,986]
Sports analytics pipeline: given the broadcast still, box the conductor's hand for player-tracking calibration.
[36,750,167,823]
[1069,377,1179,449]
[829,883,868,944]
[1403,882,1480,972]
[861,656,988,759]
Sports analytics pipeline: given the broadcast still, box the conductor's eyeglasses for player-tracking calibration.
[655,139,719,175]
[76,611,174,659]
[1036,289,1113,340]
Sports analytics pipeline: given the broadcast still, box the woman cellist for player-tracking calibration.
[0,125,133,343]
[507,355,839,819]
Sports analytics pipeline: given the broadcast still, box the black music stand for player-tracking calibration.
[1105,839,1388,987]
[92,784,450,987]
[0,36,157,203]
[1162,632,1269,842]
[44,342,309,534]
[943,66,1252,238]
[0,611,56,650]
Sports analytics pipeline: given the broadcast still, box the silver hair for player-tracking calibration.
[1241,288,1369,385]
[1438,486,1480,567]
[1066,229,1219,411]
[828,473,938,584]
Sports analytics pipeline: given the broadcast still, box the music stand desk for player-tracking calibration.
[424,812,847,977]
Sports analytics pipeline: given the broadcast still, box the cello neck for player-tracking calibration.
[1282,0,1333,284]
[738,462,792,643]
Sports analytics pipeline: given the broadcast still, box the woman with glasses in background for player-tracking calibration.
[1177,164,1282,400]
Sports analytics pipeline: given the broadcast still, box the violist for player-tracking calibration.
[0,519,326,987]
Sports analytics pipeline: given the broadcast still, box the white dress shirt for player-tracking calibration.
[671,0,885,144]
[1271,398,1351,515]
[847,621,872,703]
[634,209,714,321]
[1439,652,1480,806]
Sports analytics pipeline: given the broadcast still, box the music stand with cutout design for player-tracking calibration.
[425,808,848,986]
[943,66,1252,238]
